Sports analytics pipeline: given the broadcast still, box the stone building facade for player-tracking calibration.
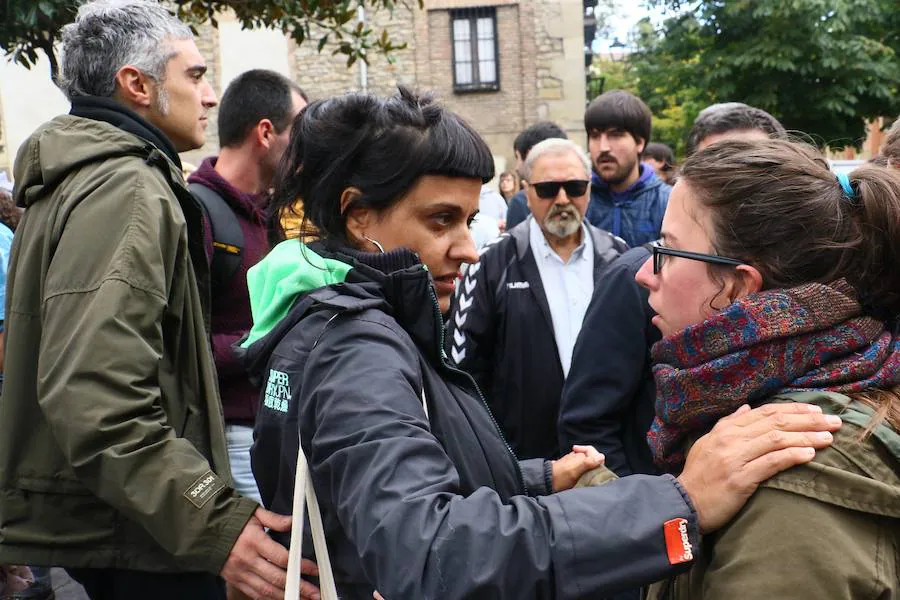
[286,0,590,173]
[0,0,591,175]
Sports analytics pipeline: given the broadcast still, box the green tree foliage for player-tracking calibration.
[633,0,900,150]
[590,32,705,156]
[0,0,419,82]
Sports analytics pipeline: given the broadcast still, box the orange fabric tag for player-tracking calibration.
[663,518,695,565]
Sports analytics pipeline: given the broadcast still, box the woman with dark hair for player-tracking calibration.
[642,142,676,185]
[498,170,519,203]
[638,139,900,598]
[245,88,840,600]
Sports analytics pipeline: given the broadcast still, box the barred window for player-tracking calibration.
[451,7,499,93]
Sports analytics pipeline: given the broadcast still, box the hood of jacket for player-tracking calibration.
[591,162,663,202]
[187,156,268,223]
[764,391,900,519]
[241,239,445,380]
[14,96,183,210]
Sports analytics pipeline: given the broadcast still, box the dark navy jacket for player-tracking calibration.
[505,190,530,230]
[446,220,627,460]
[248,242,698,600]
[559,247,661,476]
[586,164,670,248]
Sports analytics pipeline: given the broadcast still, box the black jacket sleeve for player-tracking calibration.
[302,315,699,599]
[519,458,553,496]
[446,242,500,394]
[558,248,654,476]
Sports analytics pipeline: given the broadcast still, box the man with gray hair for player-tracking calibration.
[447,139,627,460]
[0,1,305,598]
[685,102,786,156]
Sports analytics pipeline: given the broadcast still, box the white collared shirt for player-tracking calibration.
[528,218,594,377]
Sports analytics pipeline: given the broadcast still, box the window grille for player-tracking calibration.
[451,7,500,93]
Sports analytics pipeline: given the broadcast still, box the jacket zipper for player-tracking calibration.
[423,266,527,494]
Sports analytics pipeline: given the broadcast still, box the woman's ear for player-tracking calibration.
[341,187,370,243]
[730,264,763,302]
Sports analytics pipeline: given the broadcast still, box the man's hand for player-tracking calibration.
[221,507,292,599]
[678,403,842,533]
[551,445,605,492]
[228,559,320,600]
[297,559,321,600]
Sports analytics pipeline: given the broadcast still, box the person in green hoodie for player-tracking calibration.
[637,138,900,598]
[243,88,843,600]
[0,1,309,599]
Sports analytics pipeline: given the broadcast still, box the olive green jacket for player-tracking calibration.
[0,113,258,573]
[648,392,900,599]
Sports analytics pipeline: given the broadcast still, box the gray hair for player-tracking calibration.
[59,0,193,100]
[686,102,785,156]
[523,138,591,181]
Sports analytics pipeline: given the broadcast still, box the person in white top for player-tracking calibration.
[479,184,508,229]
[525,139,598,376]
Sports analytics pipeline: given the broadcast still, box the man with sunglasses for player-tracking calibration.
[447,139,627,461]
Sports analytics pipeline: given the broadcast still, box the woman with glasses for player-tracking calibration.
[245,89,840,599]
[498,170,520,203]
[637,138,900,599]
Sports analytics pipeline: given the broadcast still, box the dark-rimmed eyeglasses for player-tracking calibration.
[650,240,746,275]
[531,179,589,199]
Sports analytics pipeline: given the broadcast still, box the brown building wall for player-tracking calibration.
[187,0,588,173]
[422,4,529,171]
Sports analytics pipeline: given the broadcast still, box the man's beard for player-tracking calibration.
[152,86,170,116]
[594,154,638,187]
[543,203,583,238]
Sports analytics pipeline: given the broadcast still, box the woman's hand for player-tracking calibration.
[677,403,842,534]
[551,445,605,492]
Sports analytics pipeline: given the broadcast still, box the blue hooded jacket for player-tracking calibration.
[586,163,670,247]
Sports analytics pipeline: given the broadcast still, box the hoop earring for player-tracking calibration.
[363,235,385,254]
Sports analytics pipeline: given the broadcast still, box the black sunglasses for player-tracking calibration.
[650,240,745,274]
[531,179,589,199]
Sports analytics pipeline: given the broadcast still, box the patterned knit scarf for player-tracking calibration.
[648,280,900,472]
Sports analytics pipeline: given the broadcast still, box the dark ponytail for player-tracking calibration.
[845,165,900,321]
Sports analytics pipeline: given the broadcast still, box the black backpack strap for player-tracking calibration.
[189,182,244,295]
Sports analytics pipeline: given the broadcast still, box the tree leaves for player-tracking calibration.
[632,0,900,150]
[0,0,424,82]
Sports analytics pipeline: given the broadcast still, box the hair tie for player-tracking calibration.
[835,172,856,202]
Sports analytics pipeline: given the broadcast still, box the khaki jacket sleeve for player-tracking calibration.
[700,486,889,599]
[37,169,256,573]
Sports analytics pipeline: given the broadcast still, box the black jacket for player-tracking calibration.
[246,240,698,600]
[447,218,628,459]
[505,190,530,230]
[559,247,661,476]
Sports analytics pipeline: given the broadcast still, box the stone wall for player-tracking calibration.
[178,0,589,173]
[419,2,536,171]
[364,3,419,97]
[291,26,358,99]
[533,0,589,141]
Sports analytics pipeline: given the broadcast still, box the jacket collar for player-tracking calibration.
[314,241,446,363]
[511,216,615,262]
[69,96,182,169]
[591,162,659,199]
